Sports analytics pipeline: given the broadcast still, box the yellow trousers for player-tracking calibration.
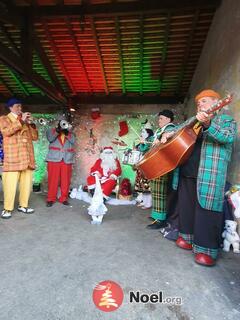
[2,169,33,211]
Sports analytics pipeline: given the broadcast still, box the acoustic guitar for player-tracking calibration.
[136,94,233,180]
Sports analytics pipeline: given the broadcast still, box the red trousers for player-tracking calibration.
[87,175,117,197]
[47,161,72,202]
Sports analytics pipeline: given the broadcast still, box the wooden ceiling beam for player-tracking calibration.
[8,68,30,96]
[139,15,144,95]
[32,32,66,98]
[89,16,109,95]
[66,18,92,93]
[15,0,220,18]
[56,0,65,6]
[115,17,126,94]
[0,1,21,24]
[43,20,76,95]
[72,94,184,105]
[0,21,20,55]
[20,14,33,72]
[0,42,67,104]
[0,73,14,95]
[175,9,200,95]
[158,12,171,94]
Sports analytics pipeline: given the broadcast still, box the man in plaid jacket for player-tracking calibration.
[164,89,237,266]
[0,98,38,219]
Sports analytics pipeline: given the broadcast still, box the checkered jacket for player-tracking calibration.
[0,113,38,171]
[46,128,75,164]
[172,114,237,212]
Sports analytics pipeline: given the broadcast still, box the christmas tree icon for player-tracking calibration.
[98,283,118,309]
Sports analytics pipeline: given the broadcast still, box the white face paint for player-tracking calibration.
[141,129,149,140]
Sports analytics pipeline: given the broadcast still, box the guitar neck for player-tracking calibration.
[175,93,232,132]
[177,115,198,132]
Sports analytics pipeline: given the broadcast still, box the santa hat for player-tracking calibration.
[101,146,116,159]
[195,89,220,103]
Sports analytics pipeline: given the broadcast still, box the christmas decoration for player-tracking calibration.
[70,186,92,203]
[91,107,101,120]
[118,120,128,137]
[87,175,107,225]
[111,138,127,146]
[84,127,99,155]
[52,108,184,188]
[118,178,132,200]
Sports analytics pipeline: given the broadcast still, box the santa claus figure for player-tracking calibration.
[87,146,121,200]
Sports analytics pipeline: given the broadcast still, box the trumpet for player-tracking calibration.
[29,117,50,126]
[37,118,48,126]
[20,113,50,126]
[59,119,72,130]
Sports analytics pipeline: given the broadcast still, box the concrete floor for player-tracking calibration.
[0,192,240,320]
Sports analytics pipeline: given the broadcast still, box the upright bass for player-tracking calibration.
[136,94,233,180]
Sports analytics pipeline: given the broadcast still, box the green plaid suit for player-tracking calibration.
[150,123,175,220]
[173,113,237,212]
[172,113,237,259]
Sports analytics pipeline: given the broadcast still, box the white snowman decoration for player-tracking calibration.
[222,220,240,253]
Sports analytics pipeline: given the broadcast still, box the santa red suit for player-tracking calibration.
[87,147,121,198]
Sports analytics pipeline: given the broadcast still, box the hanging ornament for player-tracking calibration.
[89,128,98,147]
[91,107,101,120]
[111,138,127,147]
[118,120,129,137]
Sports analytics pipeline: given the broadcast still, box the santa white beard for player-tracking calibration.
[100,153,117,176]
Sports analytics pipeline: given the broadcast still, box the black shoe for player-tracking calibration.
[62,201,70,206]
[46,201,54,207]
[147,220,167,229]
[148,216,155,221]
[163,229,179,241]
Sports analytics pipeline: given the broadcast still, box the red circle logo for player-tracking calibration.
[92,280,124,312]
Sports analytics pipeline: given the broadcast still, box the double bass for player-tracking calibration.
[136,94,233,180]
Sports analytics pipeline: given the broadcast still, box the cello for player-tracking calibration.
[136,94,233,180]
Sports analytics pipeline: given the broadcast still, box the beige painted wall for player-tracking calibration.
[185,0,240,184]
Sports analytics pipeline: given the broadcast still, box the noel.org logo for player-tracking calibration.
[92,280,124,312]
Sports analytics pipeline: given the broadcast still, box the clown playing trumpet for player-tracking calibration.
[0,97,38,219]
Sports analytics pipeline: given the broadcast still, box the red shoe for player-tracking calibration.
[195,253,216,267]
[176,237,193,250]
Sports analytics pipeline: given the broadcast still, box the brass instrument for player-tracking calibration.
[59,119,72,130]
[29,117,50,126]
[20,113,52,126]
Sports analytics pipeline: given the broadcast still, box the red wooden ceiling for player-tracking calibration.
[0,0,220,106]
